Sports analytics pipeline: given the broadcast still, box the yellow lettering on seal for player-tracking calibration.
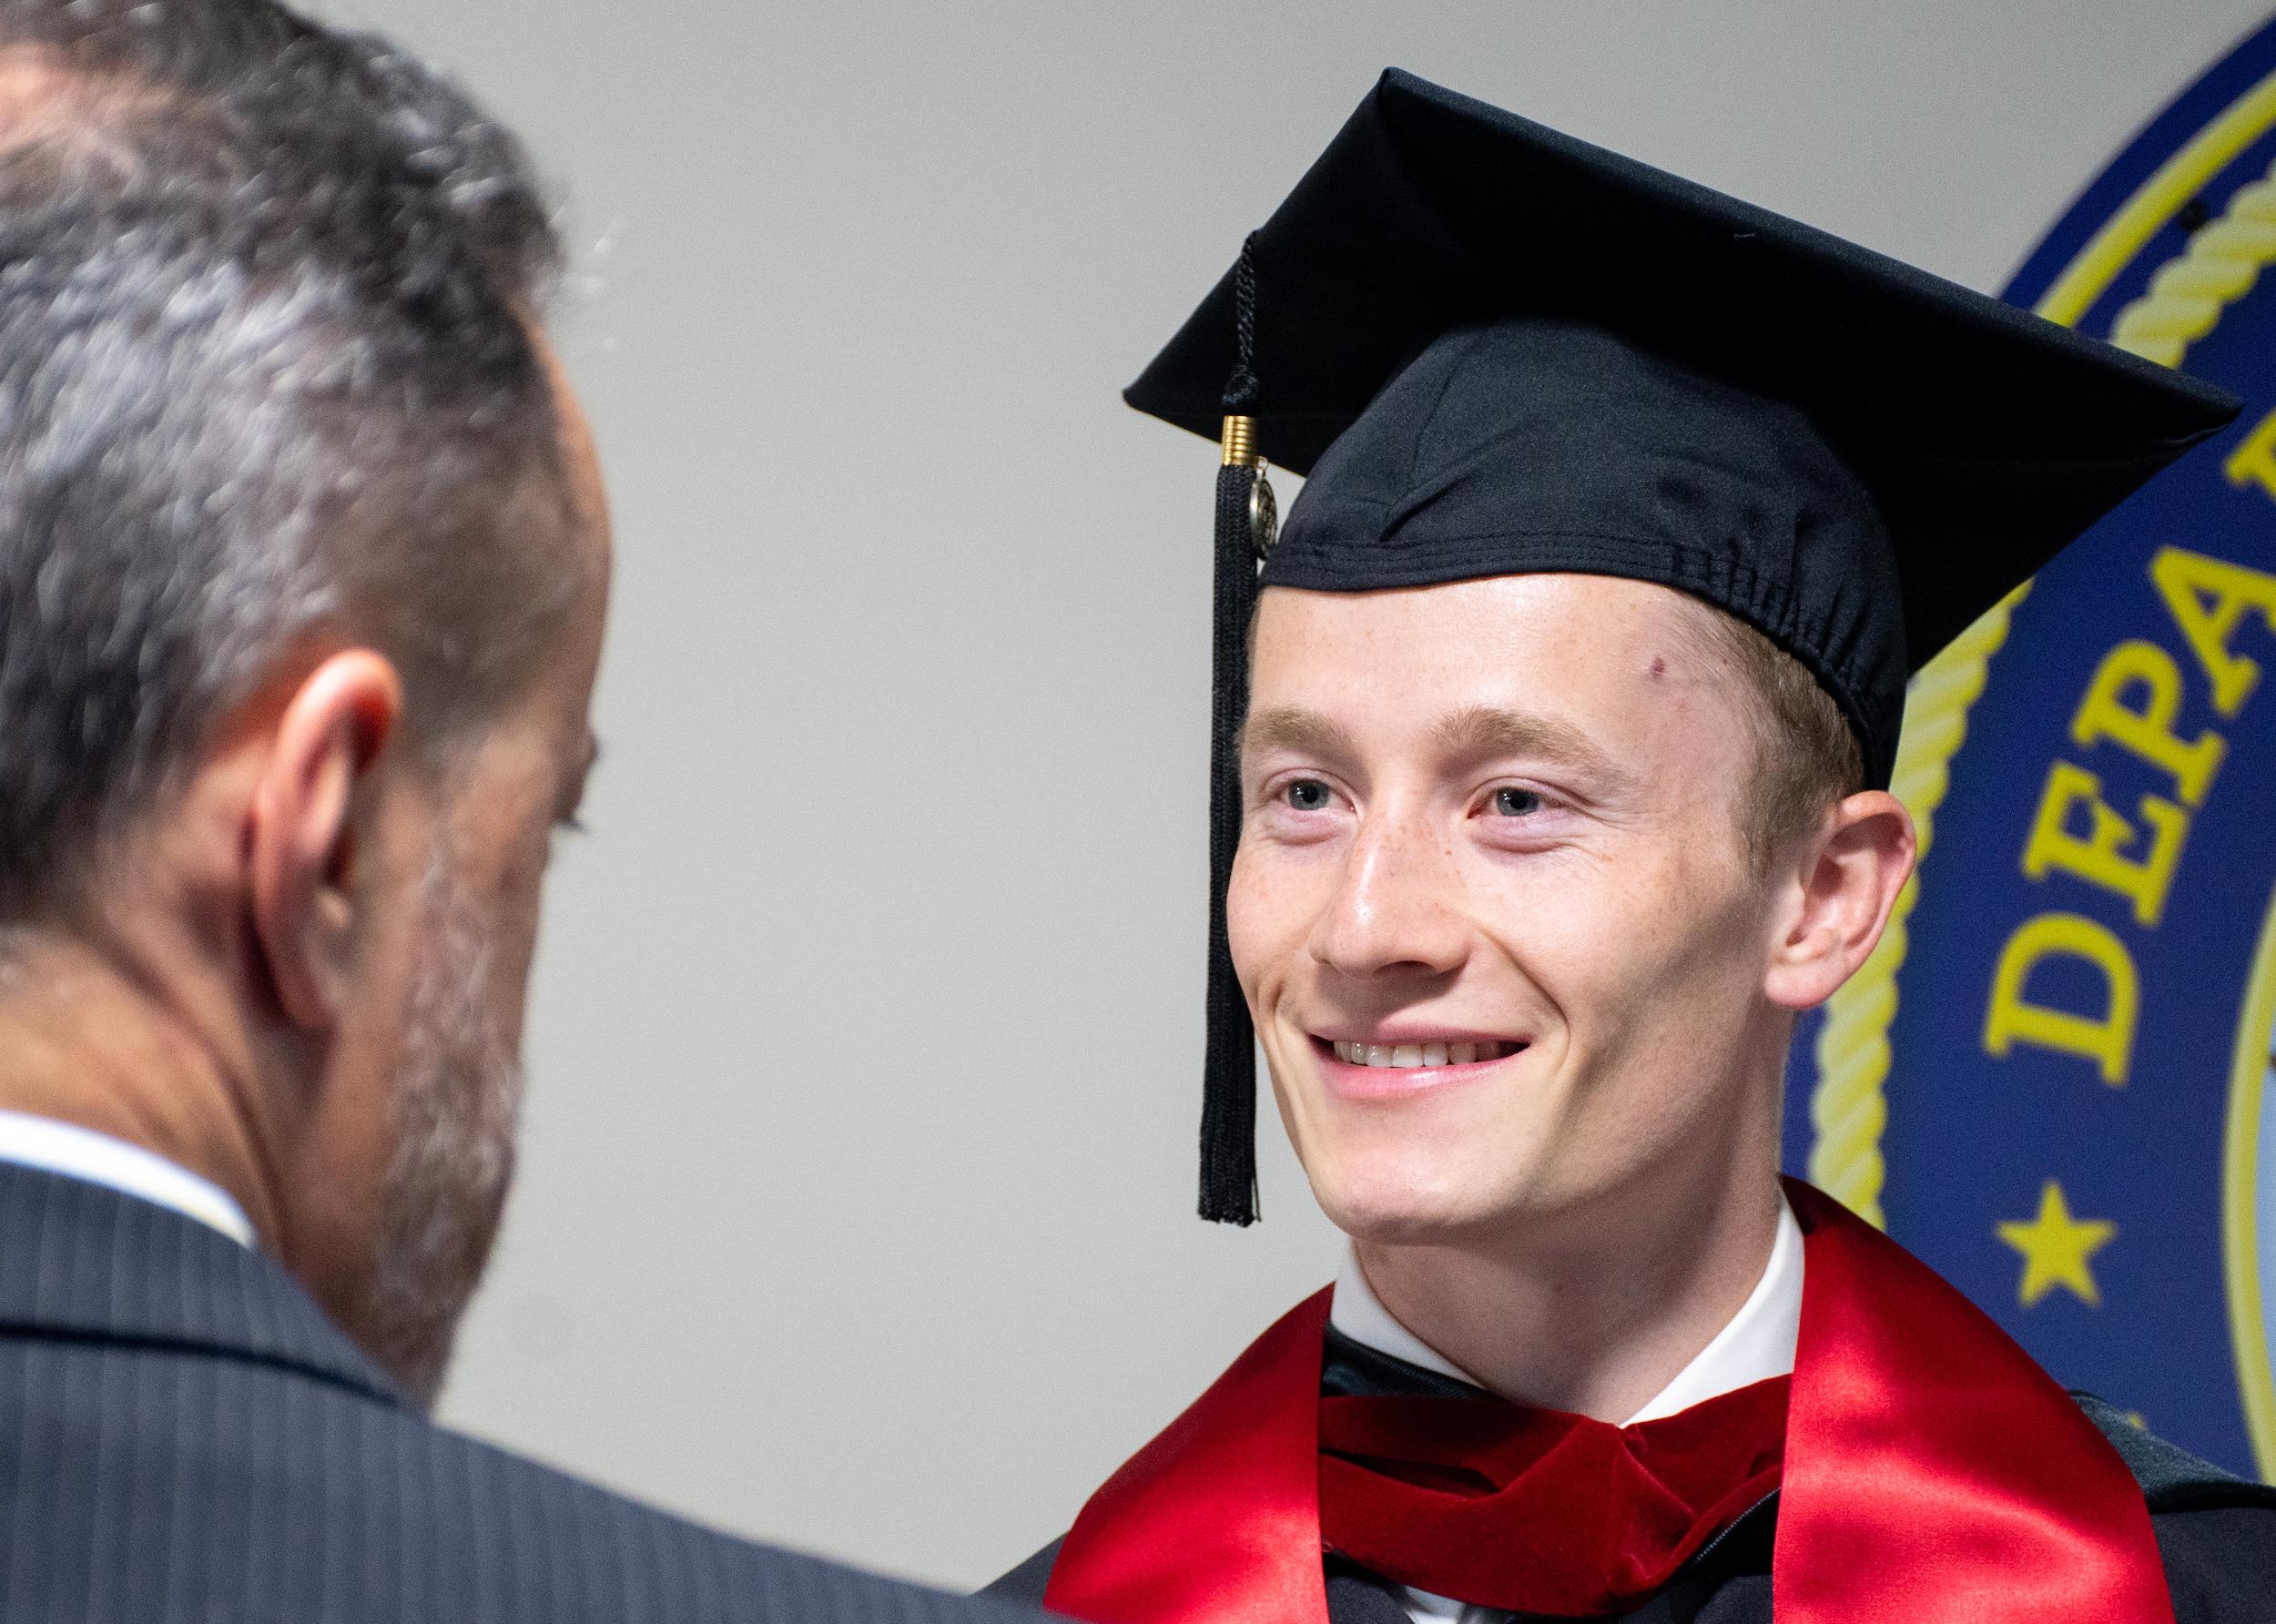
[2151,543,2276,716]
[1983,912,2140,1085]
[2070,639,2227,805]
[2020,760,2190,926]
[2220,407,2276,502]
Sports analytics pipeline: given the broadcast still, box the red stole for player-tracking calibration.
[1317,1375,1790,1615]
[1044,1181,2175,1624]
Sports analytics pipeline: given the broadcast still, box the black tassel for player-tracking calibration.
[1200,456,1262,1224]
[1199,237,1269,1226]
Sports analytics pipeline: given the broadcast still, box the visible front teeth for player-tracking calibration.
[1332,1040,1508,1067]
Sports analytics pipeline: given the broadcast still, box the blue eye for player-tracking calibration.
[1490,787,1542,817]
[1285,779,1332,811]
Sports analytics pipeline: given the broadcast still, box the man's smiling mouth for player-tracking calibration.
[1316,1037,1527,1069]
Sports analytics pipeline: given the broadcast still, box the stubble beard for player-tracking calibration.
[359,842,525,1411]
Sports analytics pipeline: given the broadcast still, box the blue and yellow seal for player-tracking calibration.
[1786,14,2276,1484]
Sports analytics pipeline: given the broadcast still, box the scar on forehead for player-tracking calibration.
[1650,655,1668,678]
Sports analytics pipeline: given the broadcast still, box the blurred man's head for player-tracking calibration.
[0,0,605,1406]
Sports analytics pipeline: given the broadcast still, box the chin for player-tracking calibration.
[1300,1134,1530,1243]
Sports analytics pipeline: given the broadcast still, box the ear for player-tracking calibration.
[1763,788,1917,1011]
[248,650,405,1031]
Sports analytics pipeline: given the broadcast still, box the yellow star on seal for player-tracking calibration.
[1997,1180,2117,1308]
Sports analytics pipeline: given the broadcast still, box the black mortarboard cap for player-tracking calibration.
[1133,69,2240,1225]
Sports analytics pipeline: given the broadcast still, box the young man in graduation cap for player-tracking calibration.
[989,71,2276,1624]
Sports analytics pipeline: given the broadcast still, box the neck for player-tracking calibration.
[0,928,285,1248]
[1353,1133,1784,1422]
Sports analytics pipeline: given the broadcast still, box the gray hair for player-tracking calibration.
[0,0,572,919]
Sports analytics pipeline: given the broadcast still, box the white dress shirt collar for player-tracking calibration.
[0,1109,255,1247]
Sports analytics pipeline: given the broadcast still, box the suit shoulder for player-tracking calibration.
[981,1535,1062,1604]
[0,1334,1013,1624]
[329,1389,1031,1624]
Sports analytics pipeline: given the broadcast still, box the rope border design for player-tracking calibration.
[2112,162,2276,365]
[1805,119,2276,1228]
[1808,586,2027,1226]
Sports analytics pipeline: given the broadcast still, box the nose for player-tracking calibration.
[1305,806,1470,985]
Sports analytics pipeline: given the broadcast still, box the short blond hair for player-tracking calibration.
[1678,602,1867,871]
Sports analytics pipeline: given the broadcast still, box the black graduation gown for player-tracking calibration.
[985,1329,2276,1623]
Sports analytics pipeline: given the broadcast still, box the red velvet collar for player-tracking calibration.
[1045,1181,2173,1624]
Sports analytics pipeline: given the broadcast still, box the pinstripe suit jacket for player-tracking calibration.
[0,1162,1034,1623]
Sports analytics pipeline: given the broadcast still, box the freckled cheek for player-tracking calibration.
[1469,863,1682,1034]
[1225,843,1324,1002]
[1580,870,1760,1061]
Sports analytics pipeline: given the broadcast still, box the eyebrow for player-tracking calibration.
[1241,705,1360,765]
[1429,705,1629,787]
[1242,703,1630,791]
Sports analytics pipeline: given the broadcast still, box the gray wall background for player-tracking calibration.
[305,0,2272,1590]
